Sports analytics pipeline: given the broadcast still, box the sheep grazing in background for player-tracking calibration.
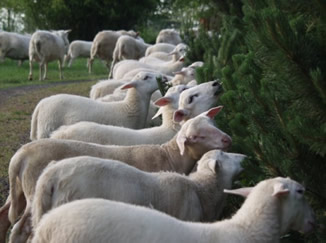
[64,40,92,67]
[31,150,245,229]
[28,30,71,81]
[88,30,138,73]
[109,35,151,78]
[145,42,176,56]
[174,80,222,124]
[0,31,31,65]
[156,28,182,45]
[30,71,164,140]
[1,107,231,243]
[50,84,188,145]
[31,177,315,243]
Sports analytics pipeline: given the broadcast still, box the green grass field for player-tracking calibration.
[0,58,108,89]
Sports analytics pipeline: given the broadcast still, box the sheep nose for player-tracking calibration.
[222,135,232,149]
[212,81,220,86]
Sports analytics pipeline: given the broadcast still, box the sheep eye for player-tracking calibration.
[297,189,304,194]
[143,75,149,80]
[188,94,198,104]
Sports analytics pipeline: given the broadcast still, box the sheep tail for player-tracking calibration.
[8,152,24,224]
[30,104,39,140]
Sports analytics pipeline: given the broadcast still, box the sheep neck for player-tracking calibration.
[189,171,223,222]
[161,136,196,174]
[161,105,181,132]
[225,186,283,243]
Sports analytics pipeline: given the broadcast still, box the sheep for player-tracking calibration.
[31,149,245,231]
[108,35,151,78]
[30,71,162,140]
[112,57,185,79]
[88,30,138,73]
[64,40,92,67]
[169,66,197,86]
[0,31,30,65]
[174,80,222,124]
[89,79,130,99]
[121,68,171,80]
[28,30,71,81]
[140,43,187,65]
[1,106,231,243]
[31,177,316,243]
[50,85,188,145]
[156,28,182,45]
[145,42,176,56]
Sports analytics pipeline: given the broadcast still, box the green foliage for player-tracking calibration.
[186,0,326,241]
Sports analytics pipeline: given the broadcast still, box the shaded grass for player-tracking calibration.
[0,58,107,89]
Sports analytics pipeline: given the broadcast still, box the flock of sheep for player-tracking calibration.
[0,28,316,243]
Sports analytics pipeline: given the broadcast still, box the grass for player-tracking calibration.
[0,58,108,204]
[0,58,108,89]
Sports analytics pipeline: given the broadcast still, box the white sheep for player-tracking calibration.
[2,107,231,243]
[174,80,222,124]
[108,35,151,78]
[50,85,188,145]
[156,28,182,45]
[145,42,176,56]
[28,30,71,81]
[31,149,245,230]
[64,40,92,67]
[0,31,30,64]
[89,79,130,99]
[30,71,162,140]
[112,57,185,79]
[88,30,138,73]
[31,177,316,243]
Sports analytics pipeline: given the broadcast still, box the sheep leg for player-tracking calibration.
[28,60,33,80]
[86,58,90,69]
[68,56,73,68]
[58,60,63,80]
[43,63,48,80]
[38,62,43,81]
[8,204,32,243]
[108,59,116,79]
[88,58,94,73]
[0,202,11,243]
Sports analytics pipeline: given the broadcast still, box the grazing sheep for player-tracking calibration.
[31,177,316,243]
[174,80,222,124]
[64,40,92,67]
[2,107,231,243]
[108,35,151,78]
[156,28,182,45]
[31,149,245,230]
[145,43,176,56]
[30,71,162,140]
[88,30,138,73]
[50,85,188,145]
[28,30,71,81]
[0,31,30,64]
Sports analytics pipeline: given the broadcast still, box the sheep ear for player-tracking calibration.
[152,108,163,120]
[205,106,223,119]
[176,134,187,156]
[208,159,219,173]
[179,56,185,62]
[173,70,185,76]
[168,50,177,56]
[173,109,189,123]
[224,187,253,198]
[154,97,172,107]
[272,182,289,197]
[120,81,136,90]
[65,29,72,33]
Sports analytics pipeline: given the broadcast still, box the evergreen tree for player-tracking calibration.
[184,0,326,241]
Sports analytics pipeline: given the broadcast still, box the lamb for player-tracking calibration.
[0,31,30,64]
[156,28,182,45]
[112,57,185,79]
[28,30,71,81]
[30,71,162,140]
[0,106,231,243]
[64,40,92,67]
[140,43,187,65]
[50,84,188,145]
[31,177,316,243]
[88,30,138,73]
[108,35,151,78]
[174,80,222,124]
[145,42,176,56]
[31,149,245,231]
